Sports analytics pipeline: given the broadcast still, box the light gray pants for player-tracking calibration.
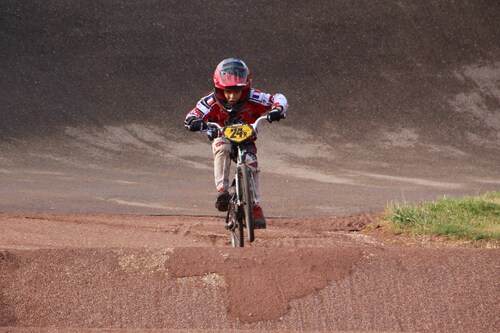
[212,137,260,203]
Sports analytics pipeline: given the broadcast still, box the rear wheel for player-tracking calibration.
[240,164,254,242]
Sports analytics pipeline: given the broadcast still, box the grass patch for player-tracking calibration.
[384,192,500,242]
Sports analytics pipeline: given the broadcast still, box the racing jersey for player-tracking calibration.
[184,89,288,130]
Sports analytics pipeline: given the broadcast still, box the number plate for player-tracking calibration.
[223,124,254,143]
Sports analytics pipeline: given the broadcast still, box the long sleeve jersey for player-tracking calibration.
[184,89,288,129]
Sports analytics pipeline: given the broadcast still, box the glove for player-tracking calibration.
[267,108,285,123]
[185,116,197,130]
[206,128,220,141]
[188,119,206,132]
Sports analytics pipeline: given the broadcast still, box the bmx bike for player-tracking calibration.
[204,112,284,247]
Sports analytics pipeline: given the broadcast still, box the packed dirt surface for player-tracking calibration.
[1,212,498,332]
[1,0,499,332]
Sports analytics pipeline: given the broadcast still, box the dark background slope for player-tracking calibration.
[2,0,499,142]
[0,0,499,215]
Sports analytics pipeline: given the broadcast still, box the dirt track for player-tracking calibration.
[1,0,499,331]
[1,213,498,332]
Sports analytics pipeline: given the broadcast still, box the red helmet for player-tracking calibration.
[213,58,252,112]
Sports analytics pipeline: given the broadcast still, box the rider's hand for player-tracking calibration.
[267,108,285,123]
[185,116,197,130]
[188,119,206,132]
[206,128,220,141]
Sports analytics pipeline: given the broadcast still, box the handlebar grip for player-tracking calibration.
[267,109,284,122]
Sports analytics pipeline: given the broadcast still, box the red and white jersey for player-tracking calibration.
[184,89,288,128]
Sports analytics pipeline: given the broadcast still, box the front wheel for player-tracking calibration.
[226,197,243,247]
[240,164,254,242]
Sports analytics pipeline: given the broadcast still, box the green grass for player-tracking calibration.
[384,192,500,241]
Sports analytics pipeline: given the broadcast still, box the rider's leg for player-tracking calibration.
[245,144,266,228]
[212,137,231,211]
[245,151,260,203]
[212,137,232,192]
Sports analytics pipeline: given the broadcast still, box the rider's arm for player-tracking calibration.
[184,108,203,132]
[271,93,288,115]
[184,93,216,131]
[265,93,288,123]
[248,89,288,116]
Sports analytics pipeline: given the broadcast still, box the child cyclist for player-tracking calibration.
[184,58,288,228]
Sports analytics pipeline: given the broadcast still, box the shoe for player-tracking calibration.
[252,205,266,229]
[215,190,230,212]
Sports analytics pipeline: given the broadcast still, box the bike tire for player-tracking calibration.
[240,164,254,242]
[227,199,244,247]
[236,217,245,247]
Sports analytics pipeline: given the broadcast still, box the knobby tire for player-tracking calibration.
[227,199,243,247]
[240,164,254,242]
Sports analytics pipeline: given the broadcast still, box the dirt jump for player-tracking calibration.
[1,1,499,332]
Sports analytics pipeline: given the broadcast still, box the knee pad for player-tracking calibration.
[213,138,231,155]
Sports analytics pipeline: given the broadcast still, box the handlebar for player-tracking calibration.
[204,112,286,133]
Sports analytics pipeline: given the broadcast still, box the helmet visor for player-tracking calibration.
[217,61,249,87]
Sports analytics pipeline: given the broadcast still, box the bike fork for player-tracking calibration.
[235,164,242,206]
[235,164,257,207]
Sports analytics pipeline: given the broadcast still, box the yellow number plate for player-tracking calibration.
[223,124,254,143]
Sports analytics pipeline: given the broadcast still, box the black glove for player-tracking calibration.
[206,128,220,141]
[188,119,206,132]
[267,109,285,123]
[185,116,196,130]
